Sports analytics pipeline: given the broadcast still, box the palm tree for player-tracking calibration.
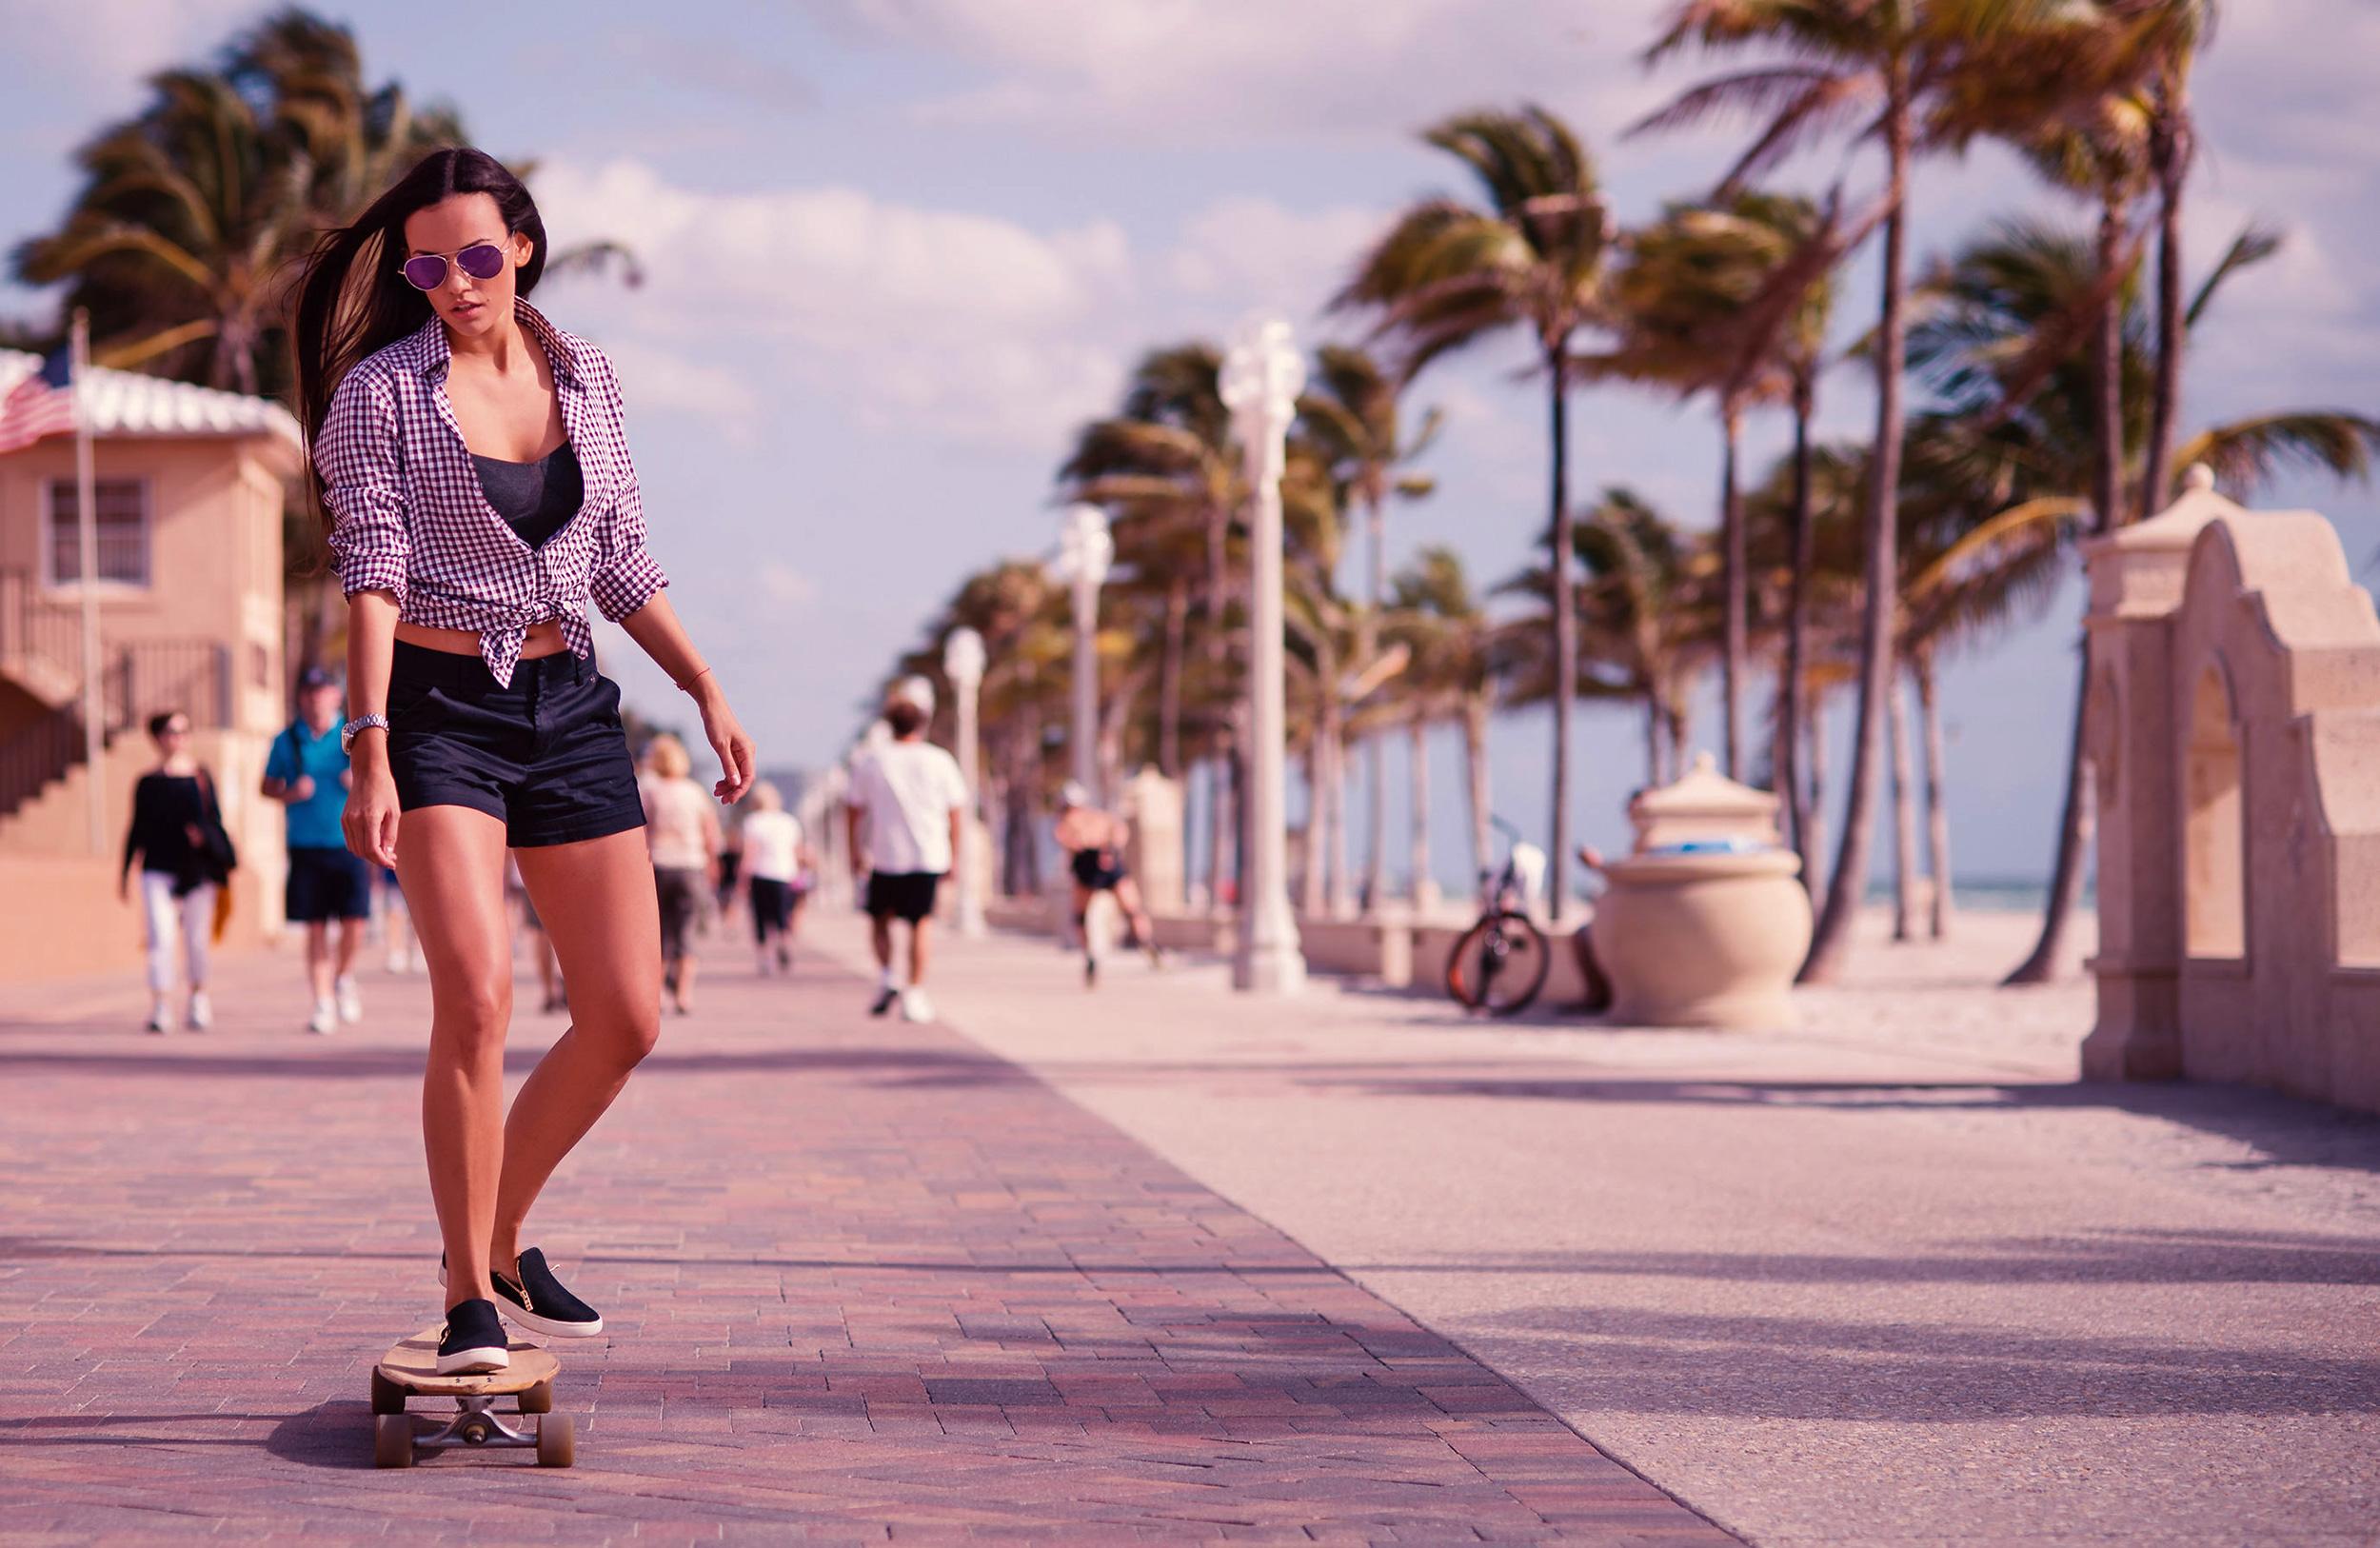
[13,10,467,396]
[1601,190,1849,783]
[1908,218,2380,978]
[1299,344,1440,914]
[1386,547,1505,895]
[1061,343,1242,783]
[1338,105,1615,924]
[1636,0,2069,982]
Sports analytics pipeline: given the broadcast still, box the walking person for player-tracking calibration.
[1053,781,1163,985]
[119,709,235,1034]
[263,665,372,1033]
[740,781,803,976]
[845,682,966,1023]
[639,734,720,1016]
[295,147,755,1376]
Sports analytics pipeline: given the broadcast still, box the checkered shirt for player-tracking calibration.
[314,298,667,687]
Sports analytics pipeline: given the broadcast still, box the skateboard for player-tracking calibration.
[369,1327,574,1468]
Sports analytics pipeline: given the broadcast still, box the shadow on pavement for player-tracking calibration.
[1459,1298,2380,1420]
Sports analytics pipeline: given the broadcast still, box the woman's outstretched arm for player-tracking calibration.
[617,596,756,804]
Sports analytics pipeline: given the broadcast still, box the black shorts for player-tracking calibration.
[865,870,942,924]
[385,640,645,848]
[1070,847,1126,892]
[749,875,794,939]
[287,844,370,922]
[655,865,704,958]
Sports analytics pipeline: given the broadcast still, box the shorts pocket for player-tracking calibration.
[386,678,447,732]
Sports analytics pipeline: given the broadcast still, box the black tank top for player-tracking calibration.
[472,442,583,549]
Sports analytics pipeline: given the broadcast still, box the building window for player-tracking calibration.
[46,478,150,586]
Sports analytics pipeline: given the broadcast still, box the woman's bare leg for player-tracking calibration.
[399,805,514,1311]
[497,830,663,1266]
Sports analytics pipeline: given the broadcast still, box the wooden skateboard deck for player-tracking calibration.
[369,1326,574,1467]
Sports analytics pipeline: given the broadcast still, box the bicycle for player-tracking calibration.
[1445,818,1552,1015]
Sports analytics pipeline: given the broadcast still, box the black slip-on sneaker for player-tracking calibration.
[868,986,899,1017]
[441,1249,605,1339]
[435,1298,509,1375]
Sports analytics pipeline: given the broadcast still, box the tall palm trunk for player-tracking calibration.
[1362,499,1388,913]
[1299,744,1326,917]
[1916,648,1954,939]
[1719,403,1748,781]
[1325,712,1353,918]
[1409,711,1435,908]
[1158,577,1187,778]
[1545,349,1577,924]
[2141,77,2189,521]
[1779,376,1816,890]
[1802,61,1911,984]
[2007,187,2129,985]
[1462,693,1492,894]
[1889,667,1917,943]
[1644,696,1665,786]
[1805,688,1830,901]
[1206,735,1235,916]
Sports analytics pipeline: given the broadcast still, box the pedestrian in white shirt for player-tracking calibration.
[844,682,967,1022]
[740,782,805,976]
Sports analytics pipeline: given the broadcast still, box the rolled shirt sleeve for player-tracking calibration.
[587,362,668,623]
[317,368,412,606]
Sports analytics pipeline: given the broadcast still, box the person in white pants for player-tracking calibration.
[119,709,226,1033]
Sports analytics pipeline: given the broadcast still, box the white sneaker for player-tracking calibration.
[307,999,336,1036]
[186,992,212,1031]
[146,1009,173,1035]
[386,946,410,975]
[334,975,363,1023]
[899,987,935,1023]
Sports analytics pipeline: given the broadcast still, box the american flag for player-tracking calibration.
[0,347,77,455]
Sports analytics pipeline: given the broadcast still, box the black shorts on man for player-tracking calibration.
[865,870,942,923]
[287,844,371,922]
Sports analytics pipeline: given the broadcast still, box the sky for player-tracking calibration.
[4,0,2376,898]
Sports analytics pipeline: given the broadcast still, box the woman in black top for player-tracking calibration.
[120,709,228,1033]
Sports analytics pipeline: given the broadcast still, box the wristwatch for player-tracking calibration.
[339,713,390,754]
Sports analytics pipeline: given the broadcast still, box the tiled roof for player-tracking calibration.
[0,349,302,448]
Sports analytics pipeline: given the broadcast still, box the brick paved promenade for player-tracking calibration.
[0,926,1727,1545]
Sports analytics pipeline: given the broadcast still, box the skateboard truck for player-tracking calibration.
[370,1328,575,1468]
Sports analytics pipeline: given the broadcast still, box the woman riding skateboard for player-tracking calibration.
[296,148,755,1374]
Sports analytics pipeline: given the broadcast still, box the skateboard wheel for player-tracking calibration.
[369,1370,407,1416]
[536,1413,575,1468]
[519,1379,553,1415]
[373,1414,414,1468]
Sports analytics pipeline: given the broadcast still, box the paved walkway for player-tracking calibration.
[0,923,1725,1544]
[855,911,2380,1547]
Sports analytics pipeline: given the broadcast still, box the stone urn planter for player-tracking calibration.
[1588,754,1811,1030]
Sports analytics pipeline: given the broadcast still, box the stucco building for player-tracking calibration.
[0,351,303,982]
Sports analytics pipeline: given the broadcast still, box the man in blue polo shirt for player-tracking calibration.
[263,666,369,1034]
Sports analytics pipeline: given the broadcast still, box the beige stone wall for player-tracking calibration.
[2084,471,2380,1113]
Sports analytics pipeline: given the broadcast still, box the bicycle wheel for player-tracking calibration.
[1445,911,1552,1015]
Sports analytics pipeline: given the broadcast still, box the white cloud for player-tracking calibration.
[4,0,262,89]
[815,0,1669,144]
[1165,197,1387,320]
[759,560,819,605]
[530,158,1134,447]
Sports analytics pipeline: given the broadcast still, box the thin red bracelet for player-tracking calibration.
[676,665,715,694]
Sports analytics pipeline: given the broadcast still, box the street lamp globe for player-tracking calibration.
[943,625,986,687]
[1055,503,1113,587]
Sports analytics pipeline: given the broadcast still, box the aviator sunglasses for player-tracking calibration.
[398,238,511,292]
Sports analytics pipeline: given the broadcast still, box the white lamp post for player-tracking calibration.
[942,625,987,938]
[1053,503,1113,800]
[1220,315,1307,995]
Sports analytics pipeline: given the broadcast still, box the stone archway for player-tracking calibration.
[2183,662,2244,961]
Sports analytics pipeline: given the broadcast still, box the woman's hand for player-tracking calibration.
[695,681,756,804]
[344,738,402,869]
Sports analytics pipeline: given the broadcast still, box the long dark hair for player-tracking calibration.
[291,148,547,520]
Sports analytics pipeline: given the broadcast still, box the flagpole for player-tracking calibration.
[72,308,105,857]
